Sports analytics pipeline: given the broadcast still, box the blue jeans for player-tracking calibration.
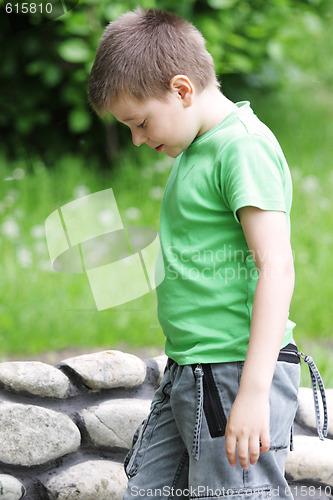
[124,358,300,499]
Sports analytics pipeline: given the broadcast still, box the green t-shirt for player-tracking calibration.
[156,101,295,365]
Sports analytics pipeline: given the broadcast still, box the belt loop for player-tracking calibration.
[167,357,175,370]
[298,352,328,440]
[192,364,204,460]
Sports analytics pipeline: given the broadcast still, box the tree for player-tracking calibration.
[0,0,329,163]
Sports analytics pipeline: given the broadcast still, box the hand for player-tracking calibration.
[225,392,270,469]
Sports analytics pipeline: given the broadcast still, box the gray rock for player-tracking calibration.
[286,435,333,486]
[59,350,146,390]
[0,361,70,398]
[296,387,333,437]
[0,475,25,500]
[0,402,81,466]
[151,355,167,386]
[81,398,151,448]
[42,459,127,500]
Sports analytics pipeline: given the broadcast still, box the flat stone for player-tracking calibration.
[81,398,151,448]
[0,362,70,398]
[0,402,80,466]
[286,435,333,486]
[0,475,25,500]
[42,459,127,500]
[296,387,333,437]
[58,350,146,390]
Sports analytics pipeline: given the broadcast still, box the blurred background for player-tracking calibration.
[0,0,332,387]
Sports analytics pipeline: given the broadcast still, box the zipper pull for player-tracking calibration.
[194,364,203,378]
[297,351,308,361]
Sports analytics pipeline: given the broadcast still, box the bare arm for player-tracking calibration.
[225,206,295,469]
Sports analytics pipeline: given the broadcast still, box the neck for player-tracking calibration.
[196,87,237,137]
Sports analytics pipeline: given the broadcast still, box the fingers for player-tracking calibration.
[226,434,251,469]
[225,433,237,467]
[249,435,260,466]
[237,436,252,469]
[224,396,271,469]
[225,433,271,469]
[260,430,271,454]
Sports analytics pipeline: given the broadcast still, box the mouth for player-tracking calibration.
[155,144,164,153]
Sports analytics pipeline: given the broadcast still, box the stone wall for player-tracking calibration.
[0,350,332,500]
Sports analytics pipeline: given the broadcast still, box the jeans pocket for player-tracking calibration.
[269,361,300,448]
[124,369,172,478]
[202,364,227,438]
[124,417,148,478]
[124,387,170,478]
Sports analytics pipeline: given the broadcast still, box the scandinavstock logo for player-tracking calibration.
[4,0,79,33]
[45,188,164,311]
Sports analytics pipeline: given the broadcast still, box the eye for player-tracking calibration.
[138,119,147,129]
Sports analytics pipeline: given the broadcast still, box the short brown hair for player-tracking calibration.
[88,8,219,117]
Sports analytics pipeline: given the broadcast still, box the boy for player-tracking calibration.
[89,8,300,499]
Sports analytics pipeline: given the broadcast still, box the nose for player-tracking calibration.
[131,129,147,147]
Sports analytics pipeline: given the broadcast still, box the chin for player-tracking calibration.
[165,146,184,158]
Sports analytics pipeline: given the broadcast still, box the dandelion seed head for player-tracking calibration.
[16,247,33,268]
[125,207,142,221]
[13,168,25,180]
[291,166,302,182]
[4,196,16,208]
[142,167,154,179]
[149,186,164,200]
[2,218,20,240]
[34,241,48,255]
[318,198,331,211]
[301,175,320,194]
[38,260,53,272]
[30,225,45,239]
[73,184,90,199]
[154,158,173,173]
[98,209,115,227]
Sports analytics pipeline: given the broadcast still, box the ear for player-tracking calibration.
[169,75,195,107]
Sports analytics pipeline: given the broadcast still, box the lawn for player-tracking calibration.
[1,18,332,388]
[0,149,170,357]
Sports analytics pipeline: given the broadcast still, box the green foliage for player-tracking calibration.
[0,0,330,162]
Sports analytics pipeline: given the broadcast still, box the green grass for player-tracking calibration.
[0,149,172,358]
[243,105,333,387]
[1,18,332,387]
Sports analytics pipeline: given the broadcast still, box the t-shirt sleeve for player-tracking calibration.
[220,134,287,222]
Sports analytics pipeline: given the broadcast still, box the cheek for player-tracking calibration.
[150,123,172,140]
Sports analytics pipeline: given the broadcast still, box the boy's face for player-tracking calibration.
[108,91,200,158]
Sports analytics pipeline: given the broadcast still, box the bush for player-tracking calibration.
[0,0,330,163]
